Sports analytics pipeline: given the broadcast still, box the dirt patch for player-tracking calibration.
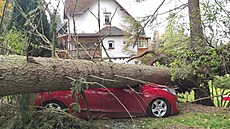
[178,103,230,114]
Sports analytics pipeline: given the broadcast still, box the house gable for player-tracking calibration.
[65,0,135,34]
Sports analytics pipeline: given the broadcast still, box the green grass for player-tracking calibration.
[137,112,230,129]
[93,110,230,129]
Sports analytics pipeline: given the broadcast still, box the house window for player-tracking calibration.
[108,40,114,49]
[104,12,111,25]
[138,40,147,48]
[135,61,140,64]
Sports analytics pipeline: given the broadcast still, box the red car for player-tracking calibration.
[35,83,179,118]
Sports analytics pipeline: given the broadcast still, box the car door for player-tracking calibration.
[100,87,143,117]
[77,88,102,118]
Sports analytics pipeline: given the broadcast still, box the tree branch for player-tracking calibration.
[127,49,160,63]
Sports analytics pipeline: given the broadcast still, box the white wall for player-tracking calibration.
[68,0,129,33]
[102,36,137,64]
[105,58,137,64]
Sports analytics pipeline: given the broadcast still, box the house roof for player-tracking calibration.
[99,26,127,36]
[71,33,100,37]
[58,26,127,37]
[64,0,95,15]
[64,0,131,16]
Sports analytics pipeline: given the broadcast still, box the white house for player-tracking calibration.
[59,0,150,64]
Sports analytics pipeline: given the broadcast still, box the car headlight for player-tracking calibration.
[162,87,177,96]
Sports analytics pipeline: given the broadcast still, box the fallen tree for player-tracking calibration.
[0,55,196,96]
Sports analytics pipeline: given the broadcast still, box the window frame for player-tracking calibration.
[104,12,111,25]
[138,40,148,48]
[108,40,115,49]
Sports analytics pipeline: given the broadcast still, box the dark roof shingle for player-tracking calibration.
[99,26,128,36]
[64,0,96,15]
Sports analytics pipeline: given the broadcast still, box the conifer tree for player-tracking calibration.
[8,0,50,45]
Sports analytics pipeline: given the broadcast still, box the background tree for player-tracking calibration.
[131,0,230,105]
[201,0,230,47]
[160,13,190,53]
[0,0,12,54]
[0,0,9,31]
[188,0,204,48]
[8,0,50,46]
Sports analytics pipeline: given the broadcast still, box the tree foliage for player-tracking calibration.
[4,29,28,54]
[213,74,230,89]
[160,13,190,53]
[0,0,12,16]
[167,1,230,91]
[8,0,50,45]
[0,0,5,16]
[201,0,230,46]
[0,0,6,16]
[170,44,230,84]
[136,1,230,105]
[0,0,12,33]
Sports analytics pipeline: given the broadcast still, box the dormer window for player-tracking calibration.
[104,12,111,25]
[108,40,114,49]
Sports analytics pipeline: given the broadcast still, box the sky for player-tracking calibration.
[117,0,185,17]
[116,0,188,36]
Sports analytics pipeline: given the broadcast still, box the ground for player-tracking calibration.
[0,103,230,129]
[179,103,230,114]
[93,103,230,129]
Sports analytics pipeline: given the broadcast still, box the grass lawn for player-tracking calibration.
[137,112,230,129]
[94,103,230,129]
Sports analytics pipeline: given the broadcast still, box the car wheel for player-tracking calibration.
[147,98,171,118]
[43,100,66,110]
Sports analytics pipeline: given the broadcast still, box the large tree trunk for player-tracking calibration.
[0,55,174,96]
[188,0,204,48]
[188,0,214,105]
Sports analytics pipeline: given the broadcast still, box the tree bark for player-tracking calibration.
[188,0,215,105]
[0,55,174,96]
[188,0,204,48]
